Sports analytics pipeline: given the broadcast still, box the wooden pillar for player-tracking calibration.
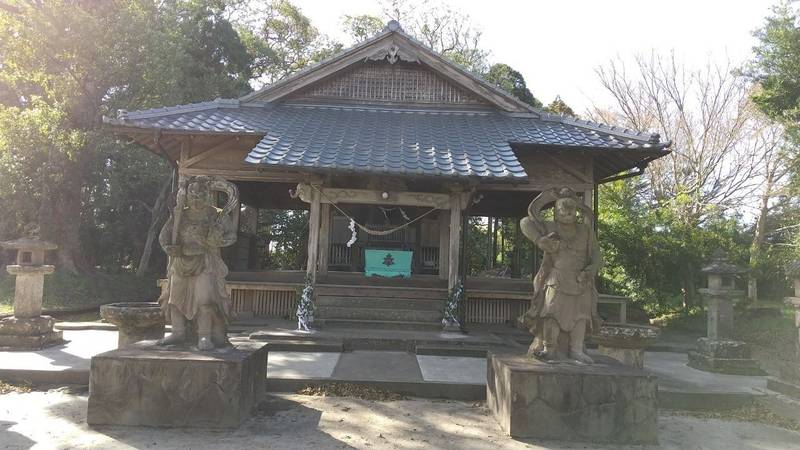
[500,218,505,264]
[438,211,449,280]
[486,217,493,270]
[491,217,498,268]
[317,202,331,276]
[306,189,321,282]
[448,193,463,291]
[512,217,521,278]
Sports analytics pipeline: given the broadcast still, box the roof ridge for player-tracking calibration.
[117,98,242,121]
[282,102,496,115]
[540,113,661,144]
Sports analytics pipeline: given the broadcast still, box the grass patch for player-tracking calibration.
[297,383,406,401]
[665,402,800,432]
[0,271,159,318]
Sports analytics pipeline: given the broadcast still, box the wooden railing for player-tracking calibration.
[465,291,628,325]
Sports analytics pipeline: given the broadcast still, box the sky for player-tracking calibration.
[291,0,777,112]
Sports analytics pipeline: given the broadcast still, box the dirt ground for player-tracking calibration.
[1,389,800,450]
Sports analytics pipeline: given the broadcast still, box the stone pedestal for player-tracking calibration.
[0,315,63,350]
[687,337,764,375]
[7,265,53,318]
[768,296,800,398]
[87,338,268,428]
[100,302,165,348]
[593,324,660,369]
[486,352,658,444]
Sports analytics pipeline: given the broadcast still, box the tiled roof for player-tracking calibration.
[107,101,666,180]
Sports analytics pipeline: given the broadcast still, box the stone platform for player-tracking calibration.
[0,315,63,350]
[687,338,764,376]
[87,338,268,428]
[486,352,658,444]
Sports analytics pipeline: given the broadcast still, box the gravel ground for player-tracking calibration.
[2,389,800,450]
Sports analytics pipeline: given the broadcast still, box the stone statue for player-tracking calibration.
[158,176,239,350]
[519,187,602,364]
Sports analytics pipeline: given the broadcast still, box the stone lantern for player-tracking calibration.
[687,249,762,375]
[0,235,63,349]
[769,260,800,398]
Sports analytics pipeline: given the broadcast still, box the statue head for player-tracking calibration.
[554,188,579,224]
[186,179,211,211]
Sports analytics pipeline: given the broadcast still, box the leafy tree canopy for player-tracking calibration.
[484,63,543,108]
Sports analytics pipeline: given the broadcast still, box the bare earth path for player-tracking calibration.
[1,390,799,450]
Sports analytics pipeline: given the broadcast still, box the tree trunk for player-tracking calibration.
[748,171,774,304]
[136,178,171,277]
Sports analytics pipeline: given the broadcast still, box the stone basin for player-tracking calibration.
[593,323,661,368]
[100,302,165,348]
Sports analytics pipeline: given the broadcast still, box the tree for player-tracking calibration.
[342,14,385,44]
[238,0,342,84]
[747,1,800,133]
[0,0,254,273]
[377,0,488,73]
[591,52,790,306]
[483,63,542,108]
[546,96,576,117]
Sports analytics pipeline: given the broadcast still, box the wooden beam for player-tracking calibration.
[448,193,463,290]
[306,189,321,282]
[179,167,303,183]
[438,211,449,280]
[295,184,451,209]
[478,182,593,192]
[317,203,331,275]
[543,152,591,183]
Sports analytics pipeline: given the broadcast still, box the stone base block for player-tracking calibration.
[87,338,268,428]
[0,316,63,350]
[687,350,765,376]
[695,338,751,359]
[767,377,800,400]
[486,352,658,444]
[597,346,644,369]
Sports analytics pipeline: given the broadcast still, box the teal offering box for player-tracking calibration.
[364,249,412,278]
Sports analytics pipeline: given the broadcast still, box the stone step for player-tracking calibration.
[315,306,442,322]
[315,285,447,300]
[316,295,445,311]
[259,339,344,353]
[414,345,488,357]
[316,318,443,331]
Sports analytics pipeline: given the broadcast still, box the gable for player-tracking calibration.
[287,61,491,107]
[240,24,536,113]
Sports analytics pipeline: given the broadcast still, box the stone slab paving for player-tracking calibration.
[332,351,424,382]
[0,330,117,373]
[267,352,341,379]
[646,351,767,393]
[417,355,487,383]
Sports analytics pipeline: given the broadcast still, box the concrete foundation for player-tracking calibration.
[687,338,764,376]
[0,315,63,350]
[486,352,658,444]
[87,338,268,428]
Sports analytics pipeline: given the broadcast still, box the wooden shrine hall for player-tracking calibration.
[106,21,670,330]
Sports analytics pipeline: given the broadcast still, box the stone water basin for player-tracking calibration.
[593,323,661,368]
[100,302,165,348]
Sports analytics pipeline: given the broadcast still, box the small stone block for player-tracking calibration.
[486,352,658,444]
[87,338,268,428]
[687,351,765,376]
[0,315,56,336]
[696,338,751,359]
[0,329,63,350]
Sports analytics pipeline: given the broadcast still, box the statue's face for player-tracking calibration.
[186,182,210,211]
[555,198,578,224]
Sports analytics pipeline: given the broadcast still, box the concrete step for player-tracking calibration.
[261,339,344,353]
[316,295,444,311]
[316,318,443,331]
[316,285,447,300]
[316,306,442,322]
[415,345,488,357]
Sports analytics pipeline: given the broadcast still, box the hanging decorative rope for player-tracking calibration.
[310,184,438,237]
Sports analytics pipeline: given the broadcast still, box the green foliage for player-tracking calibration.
[483,63,543,108]
[342,14,385,43]
[597,180,753,315]
[258,209,309,270]
[748,1,800,130]
[545,96,576,117]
